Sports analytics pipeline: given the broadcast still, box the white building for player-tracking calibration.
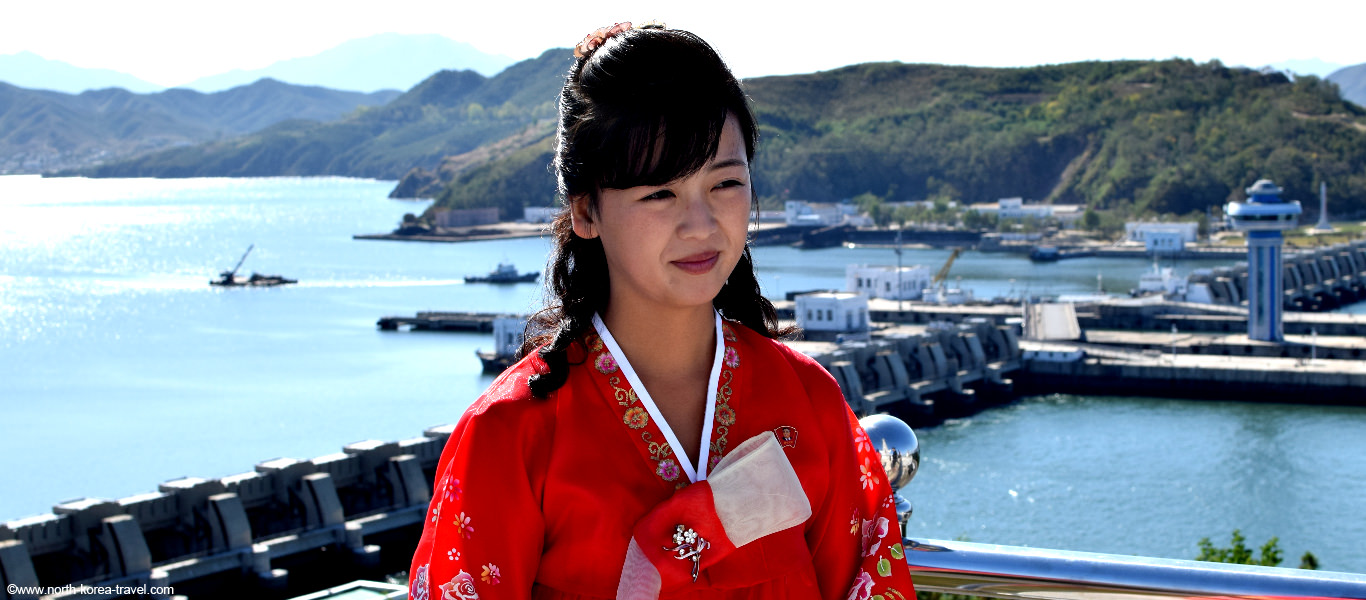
[795,292,869,337]
[523,206,561,223]
[1143,230,1187,253]
[846,264,933,300]
[1124,222,1199,245]
[785,201,864,227]
[966,197,1080,225]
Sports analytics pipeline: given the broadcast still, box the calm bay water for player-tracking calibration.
[2,176,1363,572]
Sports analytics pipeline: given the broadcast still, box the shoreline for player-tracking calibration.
[353,222,549,243]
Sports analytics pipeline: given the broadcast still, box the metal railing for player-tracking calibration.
[855,415,1366,600]
[903,537,1366,599]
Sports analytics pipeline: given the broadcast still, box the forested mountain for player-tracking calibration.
[428,59,1366,220]
[2,80,398,174]
[1327,62,1366,107]
[77,49,570,179]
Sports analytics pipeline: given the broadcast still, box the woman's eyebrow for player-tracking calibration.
[706,157,748,172]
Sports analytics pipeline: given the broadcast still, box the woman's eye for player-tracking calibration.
[715,179,746,190]
[641,189,673,201]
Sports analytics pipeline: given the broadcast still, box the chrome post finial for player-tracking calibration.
[858,414,919,533]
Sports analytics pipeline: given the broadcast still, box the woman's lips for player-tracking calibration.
[671,251,720,274]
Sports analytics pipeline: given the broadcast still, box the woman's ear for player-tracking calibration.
[569,194,597,239]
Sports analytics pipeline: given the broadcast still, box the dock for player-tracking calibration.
[1018,341,1366,404]
[376,311,513,333]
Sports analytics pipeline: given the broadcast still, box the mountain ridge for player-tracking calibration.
[1,80,398,174]
[180,33,518,93]
[1327,62,1366,107]
[73,49,572,180]
[426,58,1366,220]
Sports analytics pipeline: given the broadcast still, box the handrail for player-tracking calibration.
[903,537,1366,600]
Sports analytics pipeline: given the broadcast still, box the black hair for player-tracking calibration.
[522,26,789,397]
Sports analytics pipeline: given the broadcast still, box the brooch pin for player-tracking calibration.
[774,425,799,448]
[663,524,709,582]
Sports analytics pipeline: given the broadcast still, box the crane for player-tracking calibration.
[932,247,962,286]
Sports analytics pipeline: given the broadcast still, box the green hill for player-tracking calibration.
[424,58,1366,221]
[77,49,571,179]
[1,80,397,174]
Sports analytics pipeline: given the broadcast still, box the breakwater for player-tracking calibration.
[1,434,449,600]
[1187,239,1366,311]
[797,319,1023,426]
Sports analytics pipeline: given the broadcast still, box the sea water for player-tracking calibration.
[1,176,1363,572]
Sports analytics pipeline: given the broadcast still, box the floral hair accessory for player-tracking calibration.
[574,22,632,58]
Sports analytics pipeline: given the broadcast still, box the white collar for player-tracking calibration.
[592,311,725,483]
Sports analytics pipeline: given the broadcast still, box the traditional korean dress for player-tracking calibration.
[409,313,914,600]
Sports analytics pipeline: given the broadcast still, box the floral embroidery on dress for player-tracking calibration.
[656,458,681,481]
[854,425,874,455]
[859,516,890,558]
[595,352,618,374]
[446,548,459,561]
[608,376,639,407]
[715,403,736,427]
[860,459,882,490]
[623,406,649,429]
[454,512,474,539]
[443,475,463,503]
[411,564,430,600]
[850,509,861,534]
[708,366,737,466]
[480,563,501,585]
[587,326,744,485]
[846,570,874,600]
[441,570,479,600]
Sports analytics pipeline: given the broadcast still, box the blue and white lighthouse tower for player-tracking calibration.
[1226,179,1301,342]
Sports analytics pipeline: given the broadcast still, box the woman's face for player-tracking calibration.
[572,115,752,316]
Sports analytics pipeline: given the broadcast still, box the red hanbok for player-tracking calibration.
[409,316,915,600]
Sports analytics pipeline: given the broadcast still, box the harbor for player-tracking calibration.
[4,176,1366,596]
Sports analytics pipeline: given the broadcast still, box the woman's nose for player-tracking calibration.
[677,190,719,239]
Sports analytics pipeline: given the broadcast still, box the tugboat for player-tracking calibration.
[210,245,297,287]
[465,262,539,284]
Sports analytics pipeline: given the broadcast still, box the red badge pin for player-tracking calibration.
[773,425,798,448]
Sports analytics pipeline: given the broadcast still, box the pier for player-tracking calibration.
[376,311,511,332]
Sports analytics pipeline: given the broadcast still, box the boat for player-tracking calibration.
[210,245,297,287]
[1130,260,1187,299]
[465,262,539,284]
[476,349,516,373]
[1028,245,1096,262]
[476,316,528,373]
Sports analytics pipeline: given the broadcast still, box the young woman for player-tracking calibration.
[409,22,914,600]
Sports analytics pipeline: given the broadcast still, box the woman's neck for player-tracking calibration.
[600,303,716,382]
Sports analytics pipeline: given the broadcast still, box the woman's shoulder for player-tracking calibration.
[728,321,844,401]
[729,322,834,375]
[460,351,557,427]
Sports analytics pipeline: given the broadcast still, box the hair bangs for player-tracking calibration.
[593,106,729,191]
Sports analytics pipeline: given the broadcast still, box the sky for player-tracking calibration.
[4,0,1365,87]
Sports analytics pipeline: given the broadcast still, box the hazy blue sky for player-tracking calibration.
[5,0,1363,86]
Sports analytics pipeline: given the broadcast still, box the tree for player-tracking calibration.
[963,209,997,230]
[1082,207,1101,230]
[1195,529,1317,570]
